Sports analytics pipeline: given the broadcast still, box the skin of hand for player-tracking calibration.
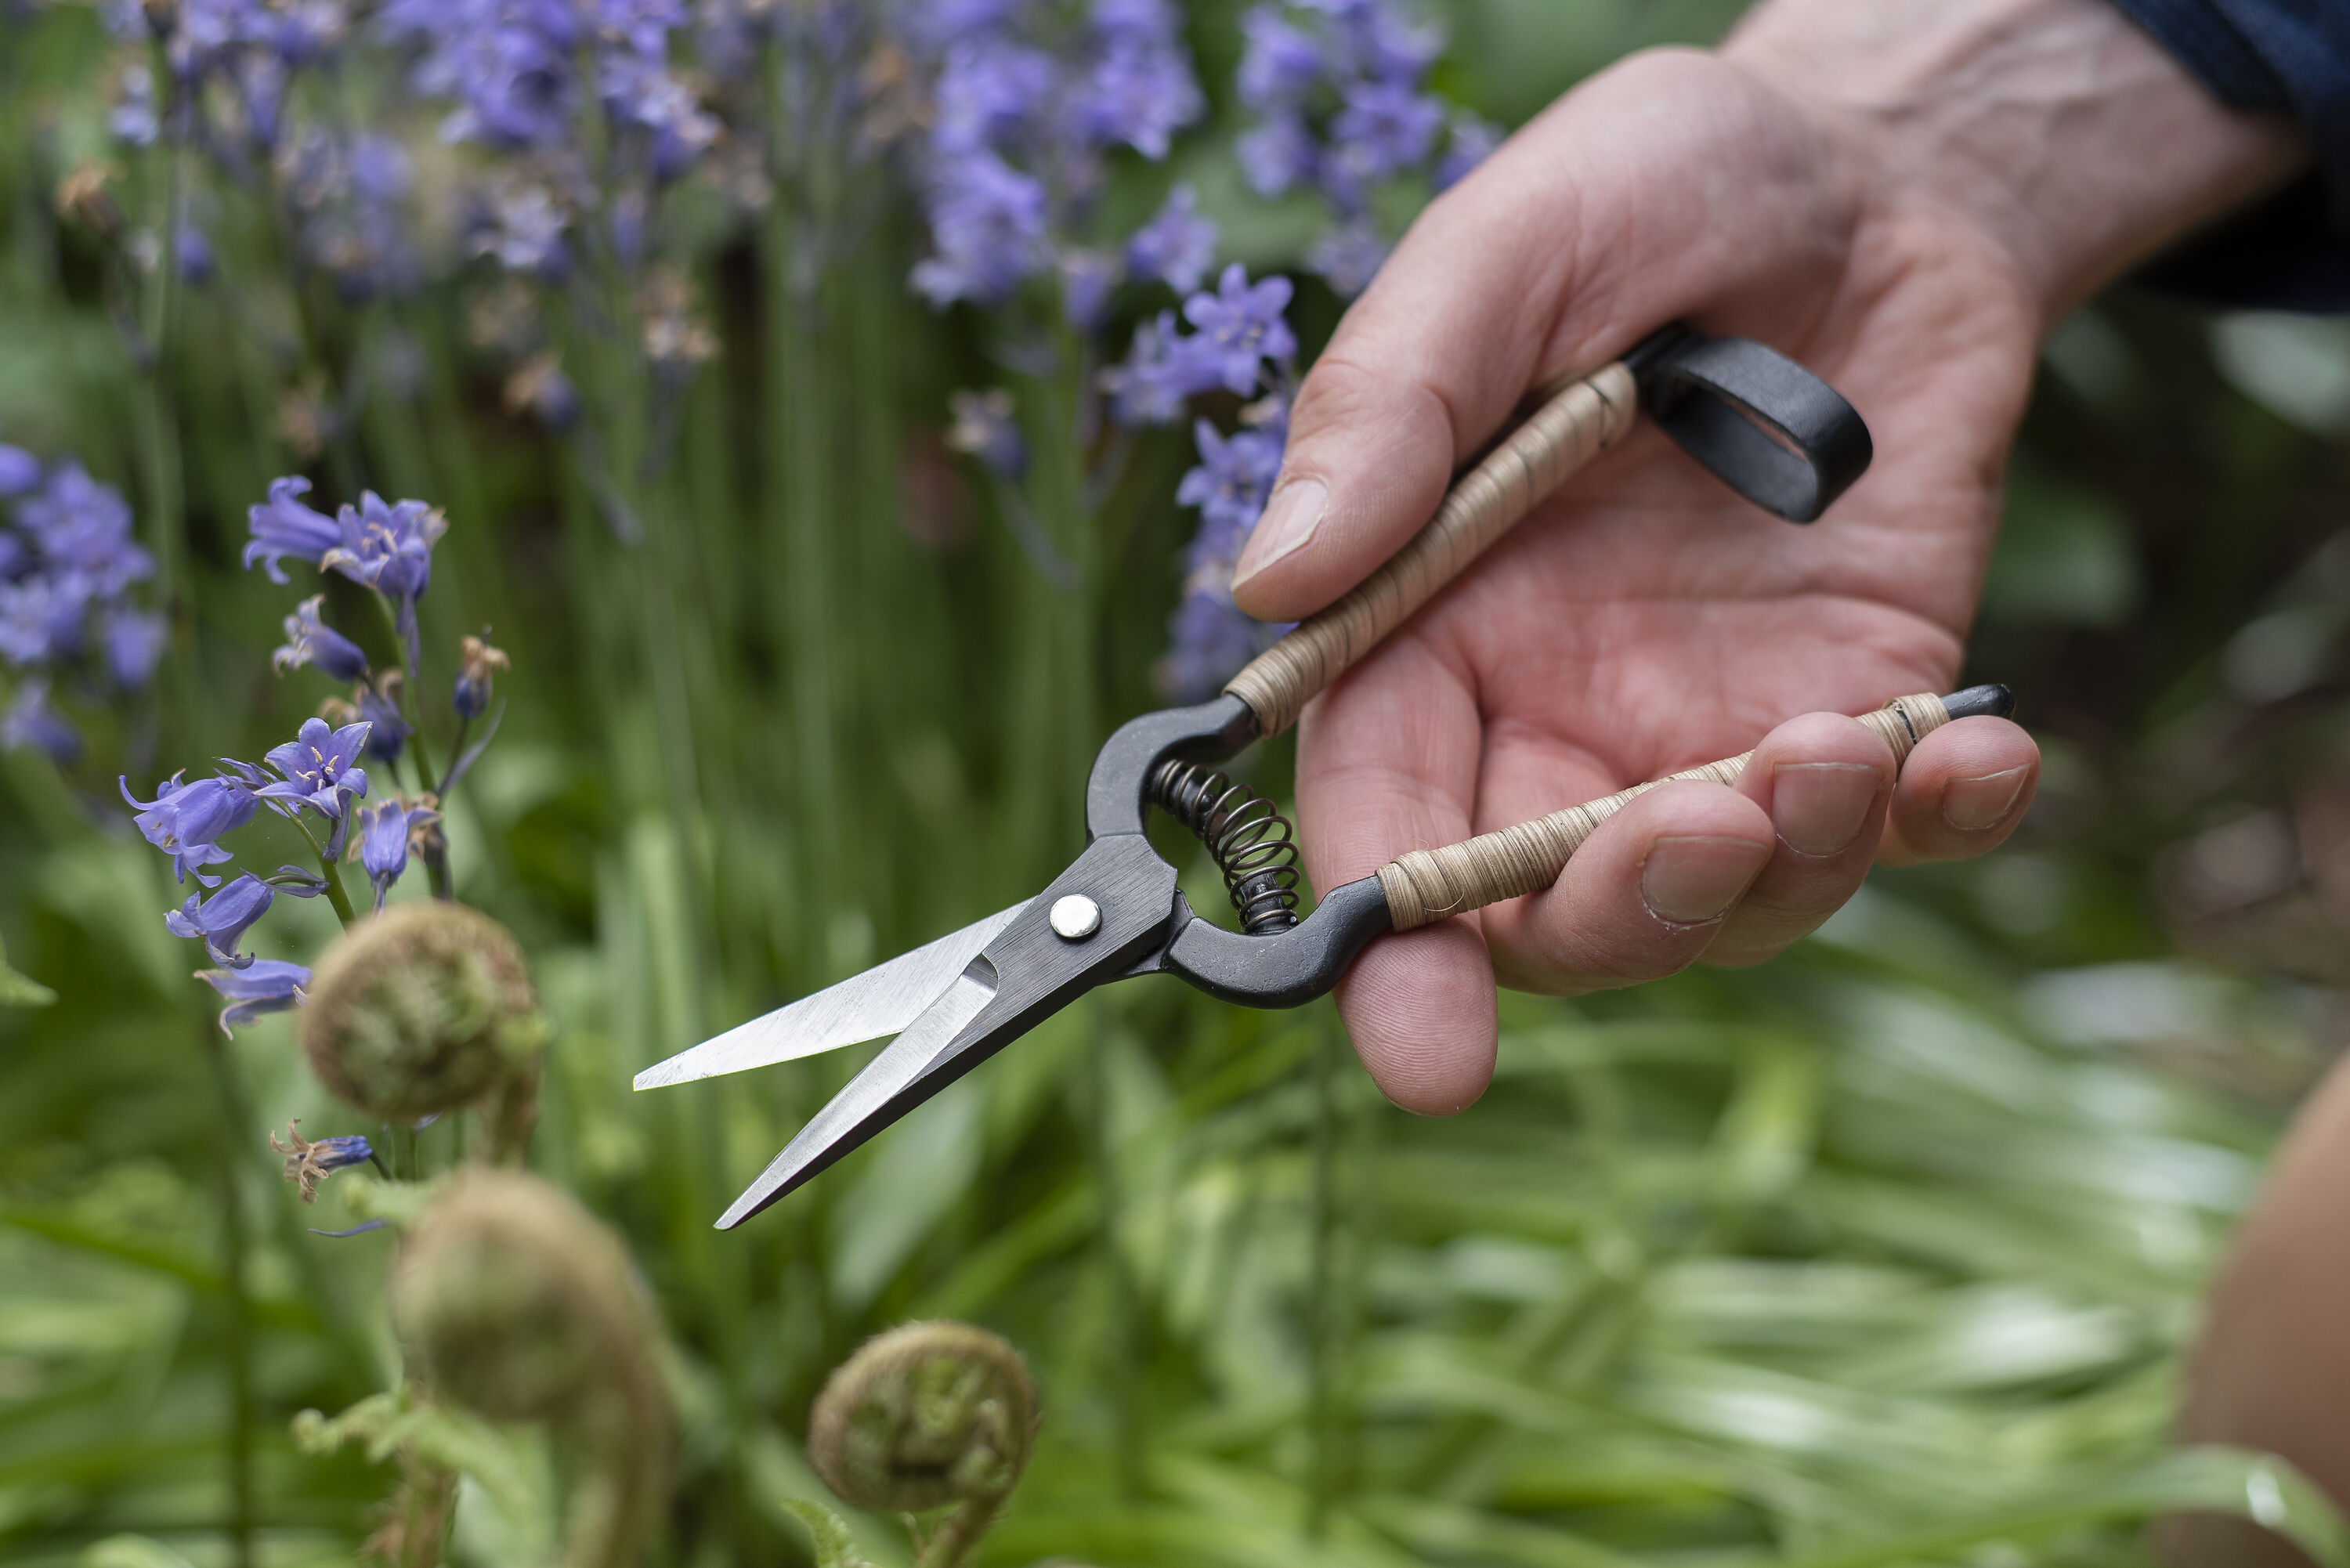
[1230,0,2307,1115]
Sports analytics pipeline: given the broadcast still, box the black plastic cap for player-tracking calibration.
[1939,684,2015,720]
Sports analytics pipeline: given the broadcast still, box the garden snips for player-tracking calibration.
[638,323,2016,1229]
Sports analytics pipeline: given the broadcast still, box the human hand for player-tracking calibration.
[1231,0,2306,1112]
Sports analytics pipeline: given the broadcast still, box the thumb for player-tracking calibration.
[1230,47,1852,623]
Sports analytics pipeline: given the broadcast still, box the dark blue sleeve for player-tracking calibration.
[2106,0,2350,312]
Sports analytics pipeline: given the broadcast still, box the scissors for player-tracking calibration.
[638,322,2016,1228]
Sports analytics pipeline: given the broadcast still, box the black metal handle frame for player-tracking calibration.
[1625,323,1874,522]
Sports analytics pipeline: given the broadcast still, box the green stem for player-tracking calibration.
[195,1020,256,1568]
[1307,1014,1342,1536]
[291,817,360,925]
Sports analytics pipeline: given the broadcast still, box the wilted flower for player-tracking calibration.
[639,266,717,370]
[501,353,578,431]
[54,162,124,238]
[196,957,310,1035]
[945,388,1026,479]
[273,594,369,681]
[121,770,261,885]
[452,634,508,719]
[269,1118,374,1201]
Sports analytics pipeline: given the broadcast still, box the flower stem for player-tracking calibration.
[194,1017,257,1568]
[292,819,359,926]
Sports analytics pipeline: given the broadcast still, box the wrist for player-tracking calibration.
[1721,0,2308,322]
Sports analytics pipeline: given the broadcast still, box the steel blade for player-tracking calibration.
[716,968,996,1228]
[632,902,1023,1090]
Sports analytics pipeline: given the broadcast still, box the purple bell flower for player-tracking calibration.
[357,681,411,764]
[2,679,81,763]
[272,594,369,681]
[103,609,168,689]
[165,871,280,967]
[1101,310,1200,428]
[256,716,372,854]
[1180,265,1297,396]
[1177,418,1285,549]
[356,797,440,911]
[121,770,261,885]
[19,465,152,600]
[1330,78,1444,183]
[910,153,1050,307]
[244,475,342,583]
[319,492,445,616]
[196,959,309,1035]
[0,445,38,497]
[1126,185,1218,294]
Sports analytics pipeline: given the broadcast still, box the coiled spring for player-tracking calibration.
[1148,760,1301,934]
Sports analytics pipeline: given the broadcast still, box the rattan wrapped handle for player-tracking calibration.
[1223,361,1640,739]
[1377,693,1961,931]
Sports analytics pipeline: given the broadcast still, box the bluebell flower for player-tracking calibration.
[0,446,36,498]
[1125,185,1218,294]
[197,959,309,1035]
[319,493,446,615]
[2,679,81,763]
[356,797,441,911]
[453,634,510,720]
[121,771,262,886]
[244,476,342,583]
[165,872,280,967]
[933,40,1056,156]
[1436,112,1501,190]
[0,576,78,667]
[1180,265,1296,396]
[1177,418,1285,551]
[19,465,152,601]
[910,154,1050,307]
[1101,309,1199,427]
[1237,7,1324,106]
[1157,583,1274,703]
[384,0,582,152]
[257,717,372,854]
[1061,0,1202,160]
[468,178,572,279]
[356,680,412,765]
[273,594,369,681]
[102,609,168,690]
[176,222,218,286]
[1330,77,1443,184]
[946,389,1028,479]
[1306,219,1388,299]
[110,63,161,146]
[269,1120,374,1202]
[1236,110,1318,197]
[277,129,419,300]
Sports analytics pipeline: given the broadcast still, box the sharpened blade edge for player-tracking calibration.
[632,903,1023,1090]
[714,970,996,1228]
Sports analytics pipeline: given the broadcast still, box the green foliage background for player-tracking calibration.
[7,2,2350,1566]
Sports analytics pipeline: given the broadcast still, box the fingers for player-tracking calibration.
[1229,48,1855,623]
[1485,780,1776,995]
[1294,640,1502,1115]
[1877,716,2040,865]
[1701,711,1897,965]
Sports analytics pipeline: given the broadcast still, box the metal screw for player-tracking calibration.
[1049,894,1101,941]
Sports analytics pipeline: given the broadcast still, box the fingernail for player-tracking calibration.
[1940,765,2030,831]
[1231,477,1328,589]
[1640,835,1770,924]
[1771,762,1881,857]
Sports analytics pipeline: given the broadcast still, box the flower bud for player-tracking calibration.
[452,634,509,720]
[392,1169,670,1568]
[299,902,545,1128]
[808,1321,1036,1516]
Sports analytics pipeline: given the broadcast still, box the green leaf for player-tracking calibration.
[781,1498,878,1568]
[78,1537,197,1568]
[0,935,55,1007]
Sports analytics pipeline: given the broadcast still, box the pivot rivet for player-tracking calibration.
[1049,894,1101,941]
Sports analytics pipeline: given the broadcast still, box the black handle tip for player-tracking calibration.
[1939,684,2015,721]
